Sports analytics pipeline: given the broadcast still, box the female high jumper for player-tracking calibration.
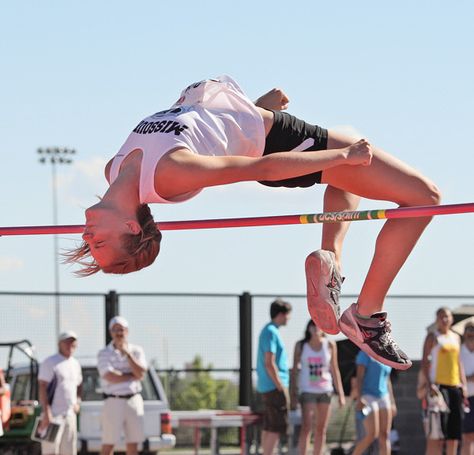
[66,75,441,370]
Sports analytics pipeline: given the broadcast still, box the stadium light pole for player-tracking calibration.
[37,147,76,337]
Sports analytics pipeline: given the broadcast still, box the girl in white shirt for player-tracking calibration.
[291,320,345,455]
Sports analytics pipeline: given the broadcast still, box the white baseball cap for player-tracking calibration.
[58,330,78,341]
[108,316,129,331]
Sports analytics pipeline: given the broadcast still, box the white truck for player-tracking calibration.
[2,353,176,454]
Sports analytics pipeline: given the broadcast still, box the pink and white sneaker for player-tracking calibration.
[305,250,344,335]
[339,303,412,370]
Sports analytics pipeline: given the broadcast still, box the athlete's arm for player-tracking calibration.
[156,140,372,199]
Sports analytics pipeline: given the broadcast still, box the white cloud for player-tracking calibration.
[329,125,365,140]
[56,157,109,209]
[51,157,106,192]
[0,256,24,271]
[74,157,108,180]
[55,173,75,191]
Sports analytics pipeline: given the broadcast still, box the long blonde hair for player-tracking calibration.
[64,204,162,276]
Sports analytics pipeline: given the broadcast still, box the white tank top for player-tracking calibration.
[109,75,265,204]
[298,339,333,394]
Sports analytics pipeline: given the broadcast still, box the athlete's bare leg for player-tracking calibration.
[322,130,441,316]
[321,185,361,272]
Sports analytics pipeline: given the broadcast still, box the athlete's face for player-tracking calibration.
[83,206,139,268]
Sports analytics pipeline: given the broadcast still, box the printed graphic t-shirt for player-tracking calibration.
[298,339,333,394]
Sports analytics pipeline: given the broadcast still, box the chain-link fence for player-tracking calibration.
[1,291,473,449]
[2,291,473,366]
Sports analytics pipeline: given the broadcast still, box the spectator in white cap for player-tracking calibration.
[98,316,147,455]
[38,330,83,455]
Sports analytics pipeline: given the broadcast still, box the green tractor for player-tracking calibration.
[0,340,41,454]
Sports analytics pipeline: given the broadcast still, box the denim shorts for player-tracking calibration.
[299,391,332,405]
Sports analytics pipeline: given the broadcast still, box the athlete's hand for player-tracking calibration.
[345,139,373,166]
[255,88,290,111]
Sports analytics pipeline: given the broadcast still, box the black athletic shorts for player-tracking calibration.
[259,110,328,188]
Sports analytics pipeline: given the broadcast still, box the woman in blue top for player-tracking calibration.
[352,350,396,455]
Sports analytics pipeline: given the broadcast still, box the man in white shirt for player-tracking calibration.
[98,316,147,455]
[38,330,83,455]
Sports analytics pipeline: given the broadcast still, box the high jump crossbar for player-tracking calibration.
[1,202,474,237]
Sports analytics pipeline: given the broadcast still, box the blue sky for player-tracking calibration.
[1,1,474,363]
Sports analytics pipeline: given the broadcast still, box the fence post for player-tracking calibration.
[239,291,253,407]
[105,290,119,345]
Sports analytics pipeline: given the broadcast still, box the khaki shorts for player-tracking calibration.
[101,394,145,445]
[261,389,289,434]
[41,412,77,455]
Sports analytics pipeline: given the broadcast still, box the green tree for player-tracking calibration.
[167,355,239,410]
[166,355,240,446]
[171,355,218,410]
[216,378,238,410]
